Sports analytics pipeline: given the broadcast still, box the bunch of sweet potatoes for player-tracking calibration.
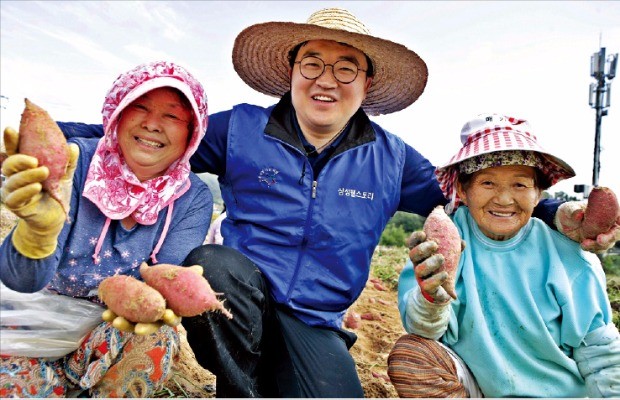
[98,263,232,333]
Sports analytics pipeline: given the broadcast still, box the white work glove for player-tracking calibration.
[555,201,620,253]
[407,231,456,304]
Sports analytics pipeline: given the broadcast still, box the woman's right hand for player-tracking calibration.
[406,231,452,304]
[2,127,79,259]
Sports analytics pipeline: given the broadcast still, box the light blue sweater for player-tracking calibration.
[398,206,620,397]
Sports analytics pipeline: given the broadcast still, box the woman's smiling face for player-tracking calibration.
[117,87,193,181]
[457,165,543,241]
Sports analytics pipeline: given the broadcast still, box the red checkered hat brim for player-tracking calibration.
[437,126,575,211]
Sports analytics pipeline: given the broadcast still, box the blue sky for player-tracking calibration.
[1,1,619,196]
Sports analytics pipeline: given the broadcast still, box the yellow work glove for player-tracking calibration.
[101,308,182,336]
[1,127,79,259]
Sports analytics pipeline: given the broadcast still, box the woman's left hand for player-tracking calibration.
[555,199,620,253]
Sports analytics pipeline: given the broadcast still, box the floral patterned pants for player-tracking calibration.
[0,322,179,398]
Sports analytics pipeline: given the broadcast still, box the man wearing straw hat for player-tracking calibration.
[58,7,619,398]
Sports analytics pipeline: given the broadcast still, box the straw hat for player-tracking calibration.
[232,7,428,115]
[436,114,576,212]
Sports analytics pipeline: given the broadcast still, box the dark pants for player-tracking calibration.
[181,245,364,398]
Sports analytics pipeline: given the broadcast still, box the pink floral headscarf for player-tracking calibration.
[83,61,208,225]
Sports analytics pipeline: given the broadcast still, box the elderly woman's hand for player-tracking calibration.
[407,231,454,304]
[555,199,620,254]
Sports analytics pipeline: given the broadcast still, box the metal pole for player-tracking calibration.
[593,92,603,187]
[592,47,605,187]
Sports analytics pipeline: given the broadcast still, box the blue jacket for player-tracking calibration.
[212,94,443,328]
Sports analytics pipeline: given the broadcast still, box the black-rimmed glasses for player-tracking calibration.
[294,56,367,84]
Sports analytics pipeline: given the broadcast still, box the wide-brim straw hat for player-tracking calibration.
[436,113,576,212]
[232,7,428,116]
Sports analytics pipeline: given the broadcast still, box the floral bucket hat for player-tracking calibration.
[436,113,575,213]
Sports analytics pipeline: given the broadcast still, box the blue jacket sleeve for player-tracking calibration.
[399,145,447,217]
[188,109,231,176]
[533,198,562,231]
[57,121,104,139]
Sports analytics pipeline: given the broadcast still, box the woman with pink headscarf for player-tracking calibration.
[0,61,213,397]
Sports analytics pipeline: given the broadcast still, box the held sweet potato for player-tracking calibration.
[18,98,71,215]
[582,186,620,240]
[140,263,233,319]
[423,206,461,299]
[98,275,166,323]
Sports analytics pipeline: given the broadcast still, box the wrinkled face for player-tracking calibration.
[456,165,543,241]
[290,39,372,136]
[117,87,193,181]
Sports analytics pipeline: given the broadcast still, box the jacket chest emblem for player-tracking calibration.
[258,168,279,187]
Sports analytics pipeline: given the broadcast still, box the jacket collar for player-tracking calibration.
[264,92,376,156]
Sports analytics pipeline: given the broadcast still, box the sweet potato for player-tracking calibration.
[98,275,166,323]
[582,186,620,240]
[423,206,461,299]
[17,99,71,215]
[344,311,361,329]
[140,263,233,319]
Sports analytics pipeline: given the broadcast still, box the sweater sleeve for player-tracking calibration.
[0,138,91,293]
[57,121,104,139]
[573,323,620,398]
[0,230,59,292]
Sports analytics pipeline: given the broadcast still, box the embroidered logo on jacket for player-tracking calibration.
[338,188,374,200]
[258,168,279,187]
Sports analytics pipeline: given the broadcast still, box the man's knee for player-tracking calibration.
[183,245,261,288]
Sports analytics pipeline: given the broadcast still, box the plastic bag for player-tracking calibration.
[0,283,104,358]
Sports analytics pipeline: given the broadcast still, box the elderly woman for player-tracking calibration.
[0,61,212,397]
[387,114,620,398]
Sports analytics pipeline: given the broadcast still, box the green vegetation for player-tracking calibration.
[379,212,424,246]
[602,254,620,328]
[370,246,407,290]
[602,254,620,276]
